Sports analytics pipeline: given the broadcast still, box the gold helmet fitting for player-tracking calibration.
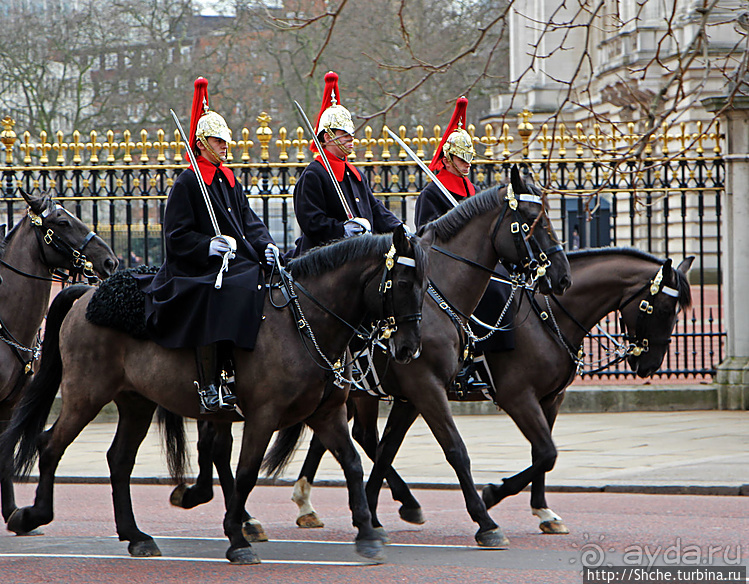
[196,110,231,143]
[443,125,475,163]
[317,92,355,136]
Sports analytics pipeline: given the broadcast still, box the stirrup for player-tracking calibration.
[196,381,220,414]
[218,383,237,411]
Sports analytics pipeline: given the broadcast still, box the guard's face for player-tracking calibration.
[323,129,354,158]
[198,136,228,164]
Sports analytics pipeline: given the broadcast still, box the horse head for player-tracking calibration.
[622,256,694,377]
[367,223,433,364]
[495,166,572,295]
[21,189,118,281]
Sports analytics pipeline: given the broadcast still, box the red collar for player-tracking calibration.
[315,151,361,182]
[436,169,475,197]
[190,155,236,188]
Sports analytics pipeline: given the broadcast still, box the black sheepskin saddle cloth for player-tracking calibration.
[85,266,158,339]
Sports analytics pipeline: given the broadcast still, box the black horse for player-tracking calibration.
[0,225,431,564]
[0,190,117,527]
[287,248,693,534]
[173,166,573,548]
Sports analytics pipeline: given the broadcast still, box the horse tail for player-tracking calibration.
[156,406,187,485]
[0,284,91,479]
[261,422,306,479]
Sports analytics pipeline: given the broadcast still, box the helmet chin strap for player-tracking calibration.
[198,135,225,164]
[324,128,354,156]
[446,154,470,177]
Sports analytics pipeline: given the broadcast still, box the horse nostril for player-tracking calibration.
[105,257,118,274]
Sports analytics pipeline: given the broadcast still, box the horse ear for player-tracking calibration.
[20,189,49,215]
[393,223,409,255]
[418,223,435,249]
[510,164,524,193]
[677,256,694,275]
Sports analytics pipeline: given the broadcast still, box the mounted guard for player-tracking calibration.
[138,77,279,413]
[415,96,516,395]
[292,71,403,255]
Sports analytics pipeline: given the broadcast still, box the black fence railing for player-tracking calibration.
[1,151,724,380]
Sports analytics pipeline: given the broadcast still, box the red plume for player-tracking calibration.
[311,71,342,153]
[188,77,209,152]
[429,96,469,172]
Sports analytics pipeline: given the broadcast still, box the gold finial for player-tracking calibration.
[70,130,85,164]
[120,130,135,163]
[256,112,272,162]
[539,124,552,158]
[480,123,498,159]
[137,129,152,163]
[154,129,167,163]
[21,131,33,164]
[103,130,118,163]
[518,109,533,157]
[87,130,102,163]
[237,127,254,162]
[575,123,585,157]
[362,126,376,161]
[414,125,428,158]
[397,126,409,160]
[276,126,291,162]
[170,129,184,163]
[379,126,393,160]
[429,125,441,159]
[1,116,17,165]
[292,126,307,161]
[694,121,705,155]
[498,123,513,159]
[556,124,570,157]
[53,131,68,163]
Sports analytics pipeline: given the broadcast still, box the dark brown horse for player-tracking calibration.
[288,248,693,535]
[0,224,430,564]
[252,166,573,548]
[0,190,117,526]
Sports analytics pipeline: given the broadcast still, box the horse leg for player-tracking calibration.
[481,390,565,532]
[307,407,385,563]
[291,432,327,528]
[7,400,102,535]
[170,420,216,509]
[407,392,508,548]
[353,395,424,525]
[108,394,161,556]
[0,416,18,523]
[529,393,568,534]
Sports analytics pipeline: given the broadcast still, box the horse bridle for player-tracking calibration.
[269,239,422,386]
[618,263,680,357]
[27,205,100,284]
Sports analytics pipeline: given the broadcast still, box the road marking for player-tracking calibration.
[0,552,367,566]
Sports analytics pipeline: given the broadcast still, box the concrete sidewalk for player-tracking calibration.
[44,410,749,496]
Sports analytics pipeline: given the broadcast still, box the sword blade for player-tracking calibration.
[385,127,458,208]
[292,100,354,220]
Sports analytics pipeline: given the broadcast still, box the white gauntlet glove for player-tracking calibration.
[209,235,236,258]
[343,217,371,238]
[264,243,280,266]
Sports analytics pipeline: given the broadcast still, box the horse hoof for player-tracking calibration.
[6,508,41,536]
[355,538,386,563]
[169,483,188,507]
[540,520,569,534]
[398,505,425,525]
[128,539,162,557]
[475,527,509,548]
[296,512,324,528]
[242,518,269,542]
[374,526,391,544]
[227,546,261,564]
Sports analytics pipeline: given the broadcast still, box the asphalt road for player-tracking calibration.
[1,483,747,584]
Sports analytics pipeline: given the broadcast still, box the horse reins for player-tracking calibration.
[268,240,422,388]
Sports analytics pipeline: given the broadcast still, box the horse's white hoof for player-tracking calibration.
[539,520,569,534]
[296,512,324,528]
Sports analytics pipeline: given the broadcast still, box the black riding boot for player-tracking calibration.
[452,358,490,395]
[195,345,236,413]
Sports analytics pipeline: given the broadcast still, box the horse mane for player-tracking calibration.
[568,246,692,309]
[0,219,24,259]
[287,231,428,279]
[429,185,502,241]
